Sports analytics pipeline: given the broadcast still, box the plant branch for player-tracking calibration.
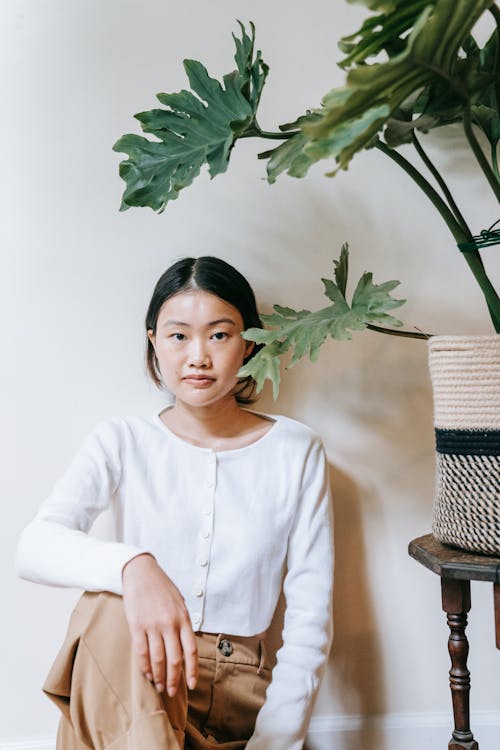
[463,107,500,201]
[490,3,500,113]
[411,133,472,238]
[489,2,500,183]
[492,143,499,182]
[375,139,469,242]
[366,323,431,339]
[240,127,298,140]
[463,251,500,332]
[491,3,500,28]
[376,139,500,330]
[259,129,299,139]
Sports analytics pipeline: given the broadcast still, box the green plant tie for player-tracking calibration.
[457,220,500,253]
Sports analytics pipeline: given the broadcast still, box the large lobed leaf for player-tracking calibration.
[385,28,500,148]
[238,244,405,398]
[113,22,268,212]
[338,0,432,69]
[260,0,493,182]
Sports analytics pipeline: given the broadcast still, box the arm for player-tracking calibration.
[16,419,200,694]
[15,419,147,594]
[246,437,334,750]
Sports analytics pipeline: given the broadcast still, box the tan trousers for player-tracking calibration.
[43,592,273,750]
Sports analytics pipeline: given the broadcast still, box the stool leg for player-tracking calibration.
[441,578,478,750]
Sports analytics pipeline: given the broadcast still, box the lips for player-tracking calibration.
[182,375,215,385]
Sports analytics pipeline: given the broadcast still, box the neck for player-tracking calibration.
[167,396,246,439]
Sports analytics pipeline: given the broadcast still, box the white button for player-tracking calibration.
[203,505,212,515]
[209,454,216,465]
[195,588,204,597]
[207,480,215,489]
[201,530,210,540]
[199,558,208,567]
[193,613,201,624]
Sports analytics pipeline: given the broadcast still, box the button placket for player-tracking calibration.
[190,451,217,629]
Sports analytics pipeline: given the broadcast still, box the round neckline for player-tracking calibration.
[152,407,279,455]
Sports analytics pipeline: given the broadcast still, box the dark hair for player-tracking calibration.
[145,256,264,403]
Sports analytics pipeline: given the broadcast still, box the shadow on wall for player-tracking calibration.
[328,464,385,727]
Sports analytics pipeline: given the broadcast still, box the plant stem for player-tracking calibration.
[240,127,298,140]
[489,3,500,182]
[463,107,500,201]
[462,253,500,333]
[375,139,468,241]
[375,139,500,331]
[492,143,499,182]
[367,323,430,339]
[258,130,298,139]
[411,133,471,239]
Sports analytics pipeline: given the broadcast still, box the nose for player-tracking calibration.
[189,338,211,368]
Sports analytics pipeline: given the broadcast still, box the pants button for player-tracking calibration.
[218,638,233,656]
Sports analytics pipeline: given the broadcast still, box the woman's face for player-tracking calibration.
[148,290,254,409]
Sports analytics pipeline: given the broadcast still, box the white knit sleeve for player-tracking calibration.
[15,420,148,594]
[246,436,334,750]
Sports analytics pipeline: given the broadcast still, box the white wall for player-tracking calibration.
[2,1,499,747]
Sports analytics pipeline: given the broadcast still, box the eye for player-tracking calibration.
[170,332,186,342]
[211,331,228,341]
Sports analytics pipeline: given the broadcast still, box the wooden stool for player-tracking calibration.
[409,533,500,750]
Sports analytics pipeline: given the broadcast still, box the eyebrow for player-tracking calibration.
[161,318,237,329]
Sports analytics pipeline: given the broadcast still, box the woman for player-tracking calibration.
[16,256,334,750]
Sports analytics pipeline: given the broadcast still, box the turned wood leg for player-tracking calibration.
[441,578,478,750]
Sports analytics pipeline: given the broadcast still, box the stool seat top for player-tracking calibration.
[409,533,500,582]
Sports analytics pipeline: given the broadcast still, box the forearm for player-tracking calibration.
[16,518,147,593]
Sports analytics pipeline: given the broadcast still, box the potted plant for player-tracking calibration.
[113,0,500,554]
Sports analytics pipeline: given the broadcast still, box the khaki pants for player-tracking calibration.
[43,592,273,749]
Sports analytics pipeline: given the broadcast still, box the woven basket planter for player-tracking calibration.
[428,335,500,554]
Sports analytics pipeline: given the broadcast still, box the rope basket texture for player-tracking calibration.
[429,335,500,555]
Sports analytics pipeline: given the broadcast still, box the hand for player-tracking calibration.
[121,553,198,696]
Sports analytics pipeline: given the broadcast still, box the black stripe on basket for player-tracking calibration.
[435,428,500,456]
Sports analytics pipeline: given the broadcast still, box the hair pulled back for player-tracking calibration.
[145,256,263,404]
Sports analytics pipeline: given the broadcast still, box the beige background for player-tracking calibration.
[2,1,499,747]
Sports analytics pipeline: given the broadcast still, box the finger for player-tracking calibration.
[164,632,183,698]
[180,625,199,690]
[131,630,153,681]
[147,630,166,692]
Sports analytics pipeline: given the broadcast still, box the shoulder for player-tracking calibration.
[257,411,325,455]
[82,413,165,451]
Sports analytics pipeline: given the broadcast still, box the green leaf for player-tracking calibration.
[259,113,321,183]
[299,0,492,171]
[470,29,500,148]
[238,341,283,400]
[339,0,432,69]
[333,242,349,297]
[472,104,500,145]
[383,89,448,147]
[351,273,406,323]
[240,244,406,397]
[385,110,439,147]
[263,131,317,184]
[260,102,390,181]
[113,22,268,212]
[303,102,391,173]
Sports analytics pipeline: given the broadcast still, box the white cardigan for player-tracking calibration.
[16,410,334,750]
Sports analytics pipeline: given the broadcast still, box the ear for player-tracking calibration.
[147,329,156,348]
[244,340,255,358]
